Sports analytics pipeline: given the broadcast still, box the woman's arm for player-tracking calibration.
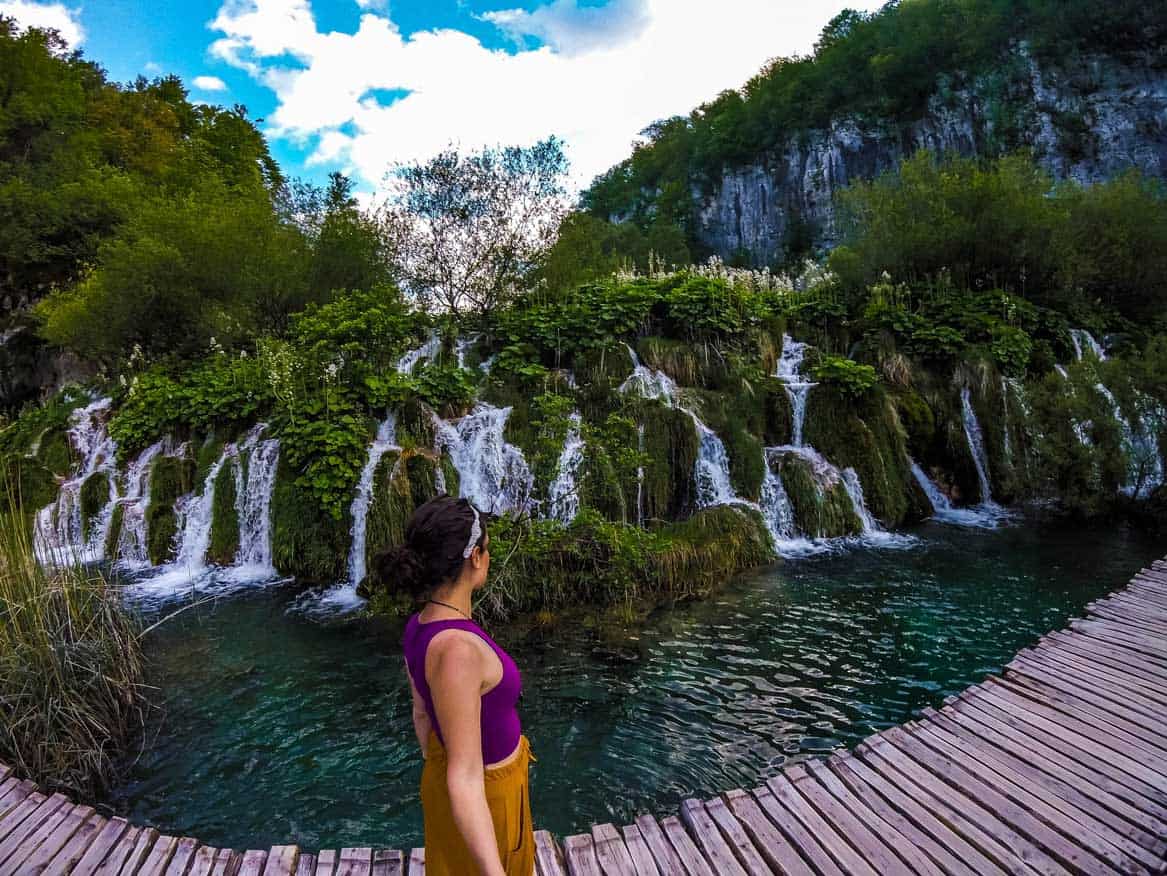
[405,658,432,757]
[429,634,506,876]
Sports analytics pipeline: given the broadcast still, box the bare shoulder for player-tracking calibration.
[426,628,486,676]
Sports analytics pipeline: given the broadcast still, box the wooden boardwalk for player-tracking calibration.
[2,559,1166,875]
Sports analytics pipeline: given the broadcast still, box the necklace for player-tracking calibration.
[426,598,472,620]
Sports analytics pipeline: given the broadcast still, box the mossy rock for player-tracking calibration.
[147,454,196,565]
[35,429,72,478]
[681,388,767,501]
[892,387,935,456]
[105,502,125,560]
[776,452,861,538]
[270,455,349,583]
[574,342,633,422]
[0,456,56,520]
[636,336,726,388]
[79,471,110,541]
[194,436,225,487]
[639,402,698,523]
[396,398,437,449]
[650,505,775,598]
[207,459,240,565]
[803,386,915,527]
[579,444,632,524]
[762,380,794,447]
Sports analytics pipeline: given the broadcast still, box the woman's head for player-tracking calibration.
[371,496,490,600]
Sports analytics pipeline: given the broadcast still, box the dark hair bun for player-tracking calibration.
[363,495,486,602]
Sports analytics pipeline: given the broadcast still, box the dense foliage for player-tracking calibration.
[581,0,1167,255]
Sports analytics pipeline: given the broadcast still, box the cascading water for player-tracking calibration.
[34,398,119,567]
[1070,329,1107,362]
[635,424,646,527]
[231,426,281,575]
[691,417,737,509]
[433,406,534,515]
[775,335,816,447]
[1092,384,1165,498]
[619,344,678,404]
[397,331,442,374]
[113,440,167,568]
[910,459,1004,528]
[758,450,818,556]
[960,388,998,507]
[547,414,584,523]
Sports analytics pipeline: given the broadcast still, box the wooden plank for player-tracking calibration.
[369,850,401,876]
[1088,611,1167,643]
[238,850,269,876]
[262,846,299,876]
[969,682,1167,792]
[334,848,372,876]
[751,784,848,876]
[976,678,1167,783]
[720,789,816,876]
[293,854,315,876]
[313,850,337,876]
[854,743,1031,875]
[700,797,770,876]
[68,817,131,876]
[0,768,10,784]
[951,690,1167,824]
[1003,663,1167,750]
[0,792,69,865]
[1090,598,1167,633]
[0,791,49,845]
[163,837,201,876]
[1047,630,1167,685]
[784,764,907,875]
[406,848,425,876]
[922,707,1167,867]
[135,834,179,876]
[821,757,986,876]
[562,834,602,876]
[590,823,637,876]
[106,826,157,876]
[877,727,1104,874]
[617,824,659,876]
[1016,647,1167,720]
[0,781,32,822]
[11,804,95,876]
[802,759,946,875]
[631,817,690,876]
[187,846,220,876]
[677,799,747,876]
[764,775,878,876]
[208,849,243,876]
[42,812,107,876]
[534,830,566,876]
[1072,618,1167,659]
[1024,641,1167,711]
[659,816,716,876]
[905,720,1147,873]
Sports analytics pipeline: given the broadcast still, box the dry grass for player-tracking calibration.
[0,495,146,798]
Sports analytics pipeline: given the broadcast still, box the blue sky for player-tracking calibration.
[2,0,886,193]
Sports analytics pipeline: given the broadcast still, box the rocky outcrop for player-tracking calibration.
[695,45,1167,263]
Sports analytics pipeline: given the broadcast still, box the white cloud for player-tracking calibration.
[355,0,387,10]
[481,0,650,56]
[0,0,84,46]
[193,75,229,91]
[209,0,888,193]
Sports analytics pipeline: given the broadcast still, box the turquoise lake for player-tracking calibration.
[107,518,1166,850]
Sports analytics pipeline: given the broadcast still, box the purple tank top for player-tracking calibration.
[402,614,523,764]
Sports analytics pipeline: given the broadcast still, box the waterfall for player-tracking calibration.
[397,331,442,374]
[344,415,400,590]
[619,343,678,404]
[635,424,646,527]
[758,450,819,557]
[455,335,478,369]
[1093,384,1165,498]
[547,414,584,523]
[113,440,167,569]
[232,426,281,573]
[1070,329,1107,362]
[960,388,997,506]
[34,398,119,567]
[433,405,534,515]
[910,459,1005,528]
[1000,377,1012,465]
[840,468,916,548]
[775,335,816,447]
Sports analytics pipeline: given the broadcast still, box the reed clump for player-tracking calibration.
[0,496,146,799]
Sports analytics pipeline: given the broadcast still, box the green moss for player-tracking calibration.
[639,402,698,522]
[650,505,774,597]
[892,387,935,457]
[105,503,124,560]
[762,380,793,447]
[270,455,349,583]
[776,452,861,537]
[194,436,225,487]
[574,342,633,423]
[147,454,196,565]
[579,444,632,523]
[0,456,56,522]
[207,459,240,565]
[396,398,437,449]
[637,336,726,387]
[78,471,110,541]
[439,456,460,497]
[682,388,767,500]
[803,386,914,527]
[35,430,72,479]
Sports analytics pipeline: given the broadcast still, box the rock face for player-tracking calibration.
[695,46,1167,263]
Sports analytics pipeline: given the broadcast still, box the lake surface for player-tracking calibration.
[107,519,1166,850]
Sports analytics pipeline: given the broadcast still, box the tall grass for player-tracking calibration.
[0,496,146,799]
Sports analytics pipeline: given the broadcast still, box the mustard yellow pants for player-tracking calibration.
[420,731,537,876]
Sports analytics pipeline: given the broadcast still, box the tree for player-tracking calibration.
[383,138,569,315]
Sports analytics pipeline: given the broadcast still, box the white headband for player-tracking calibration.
[462,505,482,559]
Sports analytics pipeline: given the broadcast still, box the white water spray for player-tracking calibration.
[547,414,584,523]
[775,335,816,447]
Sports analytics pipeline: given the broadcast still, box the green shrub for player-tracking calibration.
[811,356,878,398]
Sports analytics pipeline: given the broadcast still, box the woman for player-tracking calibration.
[377,496,536,876]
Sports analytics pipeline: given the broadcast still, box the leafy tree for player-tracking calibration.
[384,138,570,315]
